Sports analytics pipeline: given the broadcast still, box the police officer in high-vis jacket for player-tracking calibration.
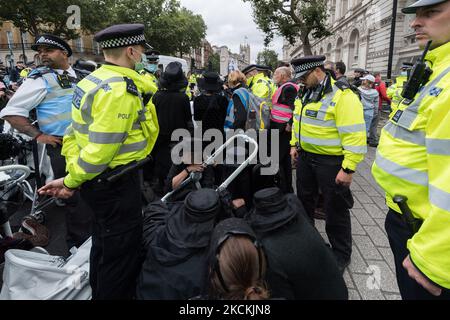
[387,62,414,109]
[372,0,450,299]
[290,56,367,273]
[39,24,159,300]
[0,34,92,249]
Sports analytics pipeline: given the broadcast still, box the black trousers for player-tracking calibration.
[296,151,353,263]
[46,144,92,249]
[277,128,293,194]
[385,209,450,300]
[81,171,143,300]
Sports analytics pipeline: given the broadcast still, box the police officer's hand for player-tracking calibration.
[36,134,62,147]
[335,169,353,187]
[38,178,75,199]
[290,147,298,163]
[403,255,442,297]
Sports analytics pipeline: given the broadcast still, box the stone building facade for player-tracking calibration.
[283,0,423,78]
[213,44,250,76]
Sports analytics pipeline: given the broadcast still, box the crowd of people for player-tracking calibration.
[1,0,449,301]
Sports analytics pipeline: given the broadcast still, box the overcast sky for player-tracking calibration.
[179,0,284,63]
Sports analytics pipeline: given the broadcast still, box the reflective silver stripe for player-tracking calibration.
[118,139,148,155]
[375,152,428,186]
[77,158,108,174]
[429,185,450,211]
[85,75,103,85]
[384,122,425,146]
[398,66,450,128]
[295,114,301,121]
[45,88,74,100]
[132,123,141,130]
[343,145,367,153]
[38,112,72,126]
[295,132,300,139]
[89,131,127,144]
[64,124,74,136]
[316,86,338,120]
[272,105,293,114]
[80,77,125,125]
[426,138,450,155]
[338,123,366,133]
[301,135,341,146]
[302,116,336,127]
[271,114,290,122]
[72,121,89,134]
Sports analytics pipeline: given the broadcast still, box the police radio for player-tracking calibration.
[401,40,433,101]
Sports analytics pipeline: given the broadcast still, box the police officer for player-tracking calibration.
[372,0,450,299]
[142,49,160,94]
[241,64,276,100]
[0,34,92,249]
[290,56,367,273]
[39,24,159,300]
[387,62,414,109]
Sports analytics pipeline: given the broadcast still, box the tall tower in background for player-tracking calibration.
[240,43,250,65]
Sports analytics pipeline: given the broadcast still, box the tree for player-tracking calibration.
[0,0,111,39]
[208,52,220,73]
[243,0,332,56]
[256,49,279,71]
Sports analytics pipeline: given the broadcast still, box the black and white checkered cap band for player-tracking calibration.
[100,34,146,49]
[293,61,324,74]
[35,37,68,53]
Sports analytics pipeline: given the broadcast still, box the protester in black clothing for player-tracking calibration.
[151,62,192,194]
[205,218,269,300]
[137,189,222,300]
[246,188,349,300]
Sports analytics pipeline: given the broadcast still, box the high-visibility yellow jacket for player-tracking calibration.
[140,71,158,94]
[246,72,276,99]
[290,79,367,171]
[372,41,450,289]
[290,98,302,147]
[387,75,408,109]
[62,64,159,189]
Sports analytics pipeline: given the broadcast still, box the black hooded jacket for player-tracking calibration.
[246,188,348,300]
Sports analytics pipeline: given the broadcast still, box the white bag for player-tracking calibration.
[0,237,92,300]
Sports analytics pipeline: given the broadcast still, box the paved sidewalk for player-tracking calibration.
[314,145,401,300]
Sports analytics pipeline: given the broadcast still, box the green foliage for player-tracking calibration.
[256,49,279,70]
[208,52,220,73]
[0,0,207,56]
[243,0,332,55]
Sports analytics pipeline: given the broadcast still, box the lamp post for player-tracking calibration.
[387,0,398,82]
[20,29,27,63]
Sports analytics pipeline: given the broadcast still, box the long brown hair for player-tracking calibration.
[211,235,269,300]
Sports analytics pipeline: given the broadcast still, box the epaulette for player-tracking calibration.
[124,77,139,96]
[27,67,52,80]
[334,80,350,91]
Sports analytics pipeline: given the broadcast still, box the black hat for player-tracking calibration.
[166,189,221,248]
[31,34,72,57]
[94,23,152,50]
[197,71,223,92]
[291,55,326,80]
[402,0,448,14]
[209,218,257,255]
[159,61,188,91]
[241,64,270,75]
[146,49,160,62]
[246,188,304,234]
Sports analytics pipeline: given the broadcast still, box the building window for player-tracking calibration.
[341,0,348,18]
[336,37,344,62]
[6,31,14,48]
[349,29,360,68]
[74,38,83,53]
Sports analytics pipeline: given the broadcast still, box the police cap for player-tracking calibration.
[401,62,414,69]
[241,64,271,75]
[402,0,449,14]
[94,24,152,50]
[31,34,72,57]
[146,49,160,62]
[290,55,326,80]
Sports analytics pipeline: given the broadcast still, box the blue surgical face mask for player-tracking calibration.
[145,63,158,74]
[133,50,147,73]
[400,71,408,77]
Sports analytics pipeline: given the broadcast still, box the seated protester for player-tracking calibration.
[164,138,215,201]
[246,188,348,300]
[204,218,269,300]
[136,189,221,300]
[194,72,228,134]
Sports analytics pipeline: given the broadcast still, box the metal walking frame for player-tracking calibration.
[161,133,259,203]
